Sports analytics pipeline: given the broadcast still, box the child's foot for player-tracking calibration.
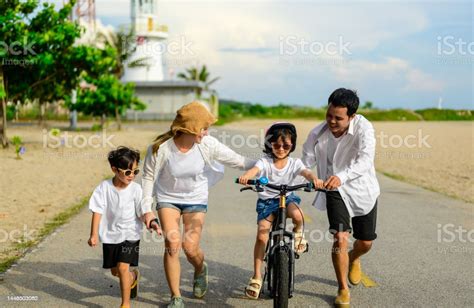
[130,269,140,299]
[244,277,262,299]
[294,230,308,255]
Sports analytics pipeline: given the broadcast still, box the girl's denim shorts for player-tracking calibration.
[256,193,301,222]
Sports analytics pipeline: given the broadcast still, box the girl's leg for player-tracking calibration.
[247,217,273,297]
[287,203,307,253]
[287,203,304,232]
[158,208,183,298]
[182,212,205,274]
[117,262,132,307]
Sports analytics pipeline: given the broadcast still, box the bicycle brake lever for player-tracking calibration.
[240,186,254,192]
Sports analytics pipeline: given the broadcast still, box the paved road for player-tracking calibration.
[0,129,472,307]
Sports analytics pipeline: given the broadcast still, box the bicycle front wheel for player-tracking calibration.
[273,249,290,308]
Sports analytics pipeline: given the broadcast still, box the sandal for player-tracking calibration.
[130,269,140,299]
[294,231,308,255]
[245,277,262,299]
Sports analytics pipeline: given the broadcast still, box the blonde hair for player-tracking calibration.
[152,130,175,154]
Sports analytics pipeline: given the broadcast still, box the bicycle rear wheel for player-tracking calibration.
[273,249,289,308]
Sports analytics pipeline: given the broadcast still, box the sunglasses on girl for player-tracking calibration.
[272,143,292,150]
[118,168,140,176]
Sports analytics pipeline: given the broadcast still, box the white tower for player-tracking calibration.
[122,0,168,82]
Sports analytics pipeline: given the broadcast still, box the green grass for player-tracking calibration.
[415,108,473,121]
[359,109,423,121]
[0,197,89,274]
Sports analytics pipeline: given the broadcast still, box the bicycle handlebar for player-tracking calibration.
[234,177,327,193]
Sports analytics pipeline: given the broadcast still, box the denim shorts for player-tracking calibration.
[156,202,208,214]
[256,193,301,222]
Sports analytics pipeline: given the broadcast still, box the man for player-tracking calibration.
[302,88,380,307]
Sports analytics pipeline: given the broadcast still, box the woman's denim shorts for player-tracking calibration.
[156,202,208,214]
[256,193,301,222]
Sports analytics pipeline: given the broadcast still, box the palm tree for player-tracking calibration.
[177,65,220,98]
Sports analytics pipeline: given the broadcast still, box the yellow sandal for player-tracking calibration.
[130,269,140,299]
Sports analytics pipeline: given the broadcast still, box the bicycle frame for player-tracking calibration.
[236,177,324,307]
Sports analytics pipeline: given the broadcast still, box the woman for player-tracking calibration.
[141,101,255,308]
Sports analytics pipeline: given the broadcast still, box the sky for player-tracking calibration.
[52,0,473,109]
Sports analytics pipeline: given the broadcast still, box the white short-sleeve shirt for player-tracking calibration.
[89,179,143,244]
[255,156,307,200]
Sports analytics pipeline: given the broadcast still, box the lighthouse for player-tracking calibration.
[122,0,168,82]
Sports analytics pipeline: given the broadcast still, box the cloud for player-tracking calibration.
[328,56,444,92]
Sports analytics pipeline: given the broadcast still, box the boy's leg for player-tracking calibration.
[111,267,119,277]
[117,262,132,307]
[158,208,182,298]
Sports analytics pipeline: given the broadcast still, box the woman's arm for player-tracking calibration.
[205,136,257,170]
[141,145,157,226]
[238,166,261,185]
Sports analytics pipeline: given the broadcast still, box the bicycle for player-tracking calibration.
[235,176,325,308]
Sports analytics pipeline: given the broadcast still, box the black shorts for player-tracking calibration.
[326,191,377,241]
[102,240,140,269]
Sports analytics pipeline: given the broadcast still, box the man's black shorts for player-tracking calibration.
[102,240,140,269]
[326,191,377,241]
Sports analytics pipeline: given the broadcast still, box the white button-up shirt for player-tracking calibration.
[302,114,380,217]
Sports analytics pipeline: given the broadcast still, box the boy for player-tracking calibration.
[88,146,161,308]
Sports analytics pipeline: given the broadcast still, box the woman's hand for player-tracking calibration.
[238,175,251,185]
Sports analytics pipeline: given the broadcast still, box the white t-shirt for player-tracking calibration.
[255,156,307,200]
[327,133,345,176]
[88,179,143,244]
[155,141,209,204]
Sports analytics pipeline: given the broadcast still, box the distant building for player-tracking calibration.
[126,80,204,120]
[123,0,204,120]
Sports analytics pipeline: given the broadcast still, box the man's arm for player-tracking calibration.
[335,124,376,185]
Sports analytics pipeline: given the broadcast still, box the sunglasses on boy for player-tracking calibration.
[117,168,140,176]
[272,142,292,150]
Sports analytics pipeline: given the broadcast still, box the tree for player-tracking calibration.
[177,65,220,98]
[362,101,374,109]
[70,74,145,130]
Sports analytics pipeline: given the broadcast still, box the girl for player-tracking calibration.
[238,122,324,299]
